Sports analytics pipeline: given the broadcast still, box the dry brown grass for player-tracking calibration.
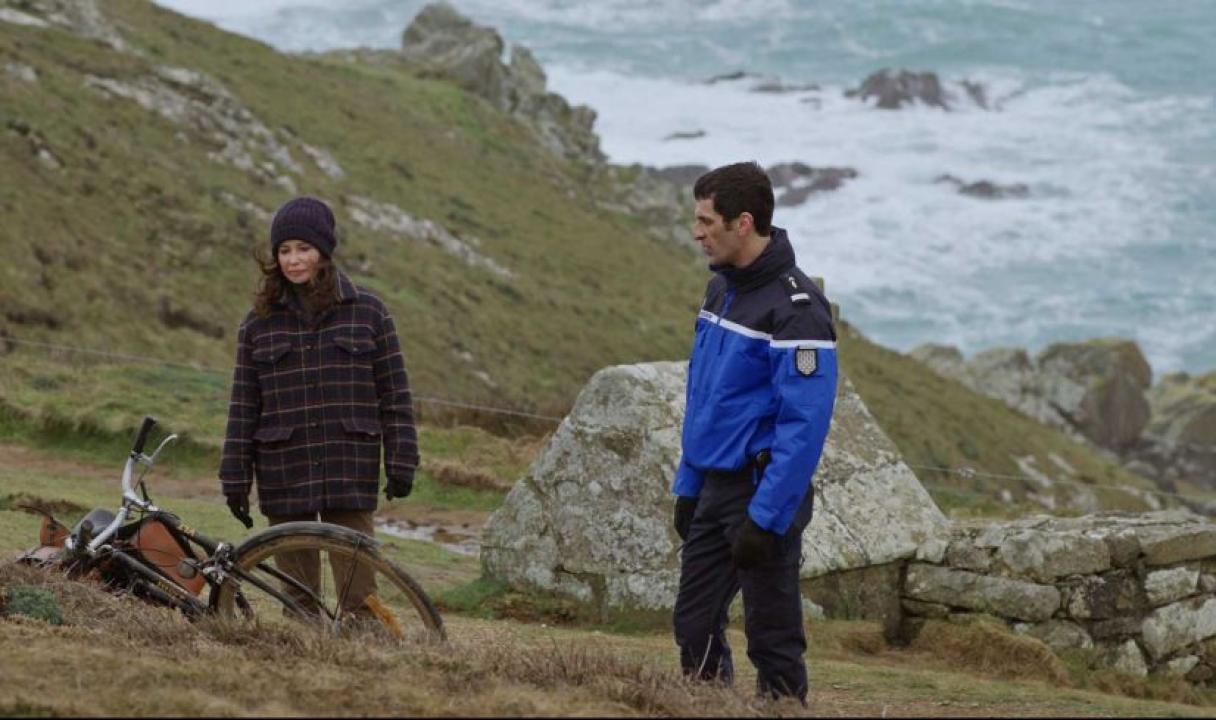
[0,562,797,717]
[909,618,1072,686]
[424,459,514,491]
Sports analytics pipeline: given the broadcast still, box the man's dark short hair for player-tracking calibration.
[693,162,774,235]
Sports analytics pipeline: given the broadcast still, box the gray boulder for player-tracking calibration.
[481,361,948,612]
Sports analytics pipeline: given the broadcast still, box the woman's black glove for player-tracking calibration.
[731,517,779,570]
[226,493,253,529]
[674,496,698,540]
[384,474,413,500]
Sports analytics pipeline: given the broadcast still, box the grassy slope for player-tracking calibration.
[0,0,704,414]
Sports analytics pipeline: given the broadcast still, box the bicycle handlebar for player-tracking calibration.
[131,416,156,455]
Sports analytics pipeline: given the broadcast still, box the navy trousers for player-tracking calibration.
[672,468,815,701]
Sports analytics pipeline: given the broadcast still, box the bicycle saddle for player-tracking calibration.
[72,508,117,536]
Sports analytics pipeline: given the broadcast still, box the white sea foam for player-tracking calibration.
[547,64,1213,372]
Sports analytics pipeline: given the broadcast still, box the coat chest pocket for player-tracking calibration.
[251,340,291,366]
[332,332,376,365]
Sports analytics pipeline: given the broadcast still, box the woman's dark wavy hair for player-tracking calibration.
[252,245,340,318]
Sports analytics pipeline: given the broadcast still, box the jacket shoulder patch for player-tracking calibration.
[795,347,818,376]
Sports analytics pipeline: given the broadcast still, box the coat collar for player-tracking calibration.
[712,226,795,292]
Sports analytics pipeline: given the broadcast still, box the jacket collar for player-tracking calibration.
[712,226,795,292]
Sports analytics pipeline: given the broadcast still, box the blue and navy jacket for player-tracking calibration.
[674,227,838,535]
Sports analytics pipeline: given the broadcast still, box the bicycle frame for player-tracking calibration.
[45,416,332,622]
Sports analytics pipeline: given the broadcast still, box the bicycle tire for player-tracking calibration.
[209,521,445,641]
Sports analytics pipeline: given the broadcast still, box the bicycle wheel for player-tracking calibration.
[209,521,444,641]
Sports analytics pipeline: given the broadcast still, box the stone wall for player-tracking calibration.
[899,512,1216,681]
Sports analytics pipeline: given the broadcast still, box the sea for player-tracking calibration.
[155,0,1216,376]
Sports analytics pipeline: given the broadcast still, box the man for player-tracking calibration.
[672,162,837,702]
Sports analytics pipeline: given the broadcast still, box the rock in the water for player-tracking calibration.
[768,163,859,207]
[482,362,948,612]
[847,69,950,110]
[662,130,706,141]
[935,174,1030,199]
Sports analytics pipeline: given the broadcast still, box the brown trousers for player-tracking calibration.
[266,509,378,614]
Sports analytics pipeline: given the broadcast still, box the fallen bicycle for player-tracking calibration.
[17,415,445,641]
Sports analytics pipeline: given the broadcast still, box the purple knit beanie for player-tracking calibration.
[270,196,337,257]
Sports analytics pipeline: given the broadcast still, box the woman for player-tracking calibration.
[219,196,418,613]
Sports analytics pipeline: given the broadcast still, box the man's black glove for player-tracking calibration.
[731,517,780,570]
[674,496,698,540]
[384,474,413,501]
[226,493,253,529]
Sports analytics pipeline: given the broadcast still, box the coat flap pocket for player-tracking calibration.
[340,417,382,437]
[253,425,296,443]
[251,341,291,364]
[333,333,376,355]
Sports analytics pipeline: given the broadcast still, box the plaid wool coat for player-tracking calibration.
[219,271,419,515]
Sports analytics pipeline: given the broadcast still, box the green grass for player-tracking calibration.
[436,574,671,635]
[0,0,704,416]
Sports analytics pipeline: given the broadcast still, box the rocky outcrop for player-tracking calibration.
[846,69,988,111]
[1128,372,1216,492]
[399,3,602,164]
[481,360,948,613]
[900,511,1216,682]
[85,66,302,191]
[344,195,513,279]
[909,338,1153,453]
[1,0,128,52]
[909,339,1216,500]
